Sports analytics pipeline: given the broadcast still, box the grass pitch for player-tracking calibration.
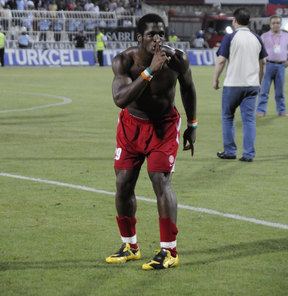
[0,66,287,296]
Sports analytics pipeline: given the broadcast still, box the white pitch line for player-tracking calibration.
[0,172,288,230]
[0,92,72,113]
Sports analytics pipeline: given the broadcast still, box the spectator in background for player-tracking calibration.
[0,25,5,67]
[16,0,24,10]
[48,0,57,12]
[256,15,288,117]
[38,12,51,41]
[41,0,50,10]
[57,0,66,11]
[99,0,109,11]
[134,0,142,16]
[53,12,64,41]
[109,0,117,11]
[22,6,34,31]
[84,0,92,11]
[115,2,125,14]
[74,30,87,48]
[85,17,96,41]
[168,30,178,42]
[1,4,12,31]
[67,15,78,41]
[193,30,209,48]
[76,19,84,31]
[26,0,34,9]
[5,0,17,10]
[34,0,39,10]
[66,0,76,11]
[95,27,105,66]
[18,26,31,48]
[92,2,100,13]
[3,0,139,12]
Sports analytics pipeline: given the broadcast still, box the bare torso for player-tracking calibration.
[120,46,187,120]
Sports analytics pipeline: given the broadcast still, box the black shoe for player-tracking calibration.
[142,249,179,270]
[239,157,253,162]
[217,151,236,159]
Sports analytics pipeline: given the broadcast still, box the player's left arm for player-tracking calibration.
[213,55,226,90]
[259,58,265,83]
[177,51,197,157]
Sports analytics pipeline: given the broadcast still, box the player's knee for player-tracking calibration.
[116,178,134,197]
[149,172,172,190]
[149,171,171,182]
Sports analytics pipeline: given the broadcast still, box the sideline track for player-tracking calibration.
[1,172,288,230]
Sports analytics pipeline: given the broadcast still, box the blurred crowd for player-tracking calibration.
[0,0,142,43]
[0,0,142,14]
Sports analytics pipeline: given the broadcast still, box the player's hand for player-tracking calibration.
[160,44,176,57]
[183,127,196,157]
[213,79,220,90]
[149,43,170,73]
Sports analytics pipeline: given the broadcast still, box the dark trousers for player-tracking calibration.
[54,32,61,42]
[39,32,47,42]
[0,48,4,67]
[97,50,104,66]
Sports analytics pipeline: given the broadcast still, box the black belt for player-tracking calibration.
[267,60,285,64]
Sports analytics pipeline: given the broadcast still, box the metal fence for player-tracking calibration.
[0,10,141,44]
[1,9,191,51]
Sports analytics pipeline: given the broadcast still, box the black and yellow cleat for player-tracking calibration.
[105,243,141,264]
[142,249,179,270]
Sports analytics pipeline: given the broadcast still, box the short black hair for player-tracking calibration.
[233,8,250,26]
[137,13,165,35]
[270,15,282,23]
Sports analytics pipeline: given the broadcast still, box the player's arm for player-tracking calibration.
[112,46,169,109]
[259,58,265,83]
[212,55,226,90]
[212,33,231,90]
[177,53,197,157]
[258,35,268,81]
[112,53,150,108]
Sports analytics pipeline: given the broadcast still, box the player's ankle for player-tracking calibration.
[164,247,177,257]
[129,243,139,251]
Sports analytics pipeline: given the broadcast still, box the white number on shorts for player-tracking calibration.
[114,148,122,160]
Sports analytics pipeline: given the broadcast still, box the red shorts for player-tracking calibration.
[114,108,181,173]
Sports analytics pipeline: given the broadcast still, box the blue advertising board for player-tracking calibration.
[4,49,217,67]
[269,0,288,4]
[4,49,95,66]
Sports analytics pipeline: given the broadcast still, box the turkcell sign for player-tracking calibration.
[187,49,217,66]
[4,49,218,66]
[5,49,94,66]
[103,49,218,66]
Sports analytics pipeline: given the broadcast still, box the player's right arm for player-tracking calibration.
[212,55,226,90]
[112,53,149,109]
[259,33,268,82]
[112,46,169,109]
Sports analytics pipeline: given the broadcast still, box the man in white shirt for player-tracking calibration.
[213,8,267,162]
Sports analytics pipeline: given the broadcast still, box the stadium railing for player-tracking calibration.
[1,9,190,51]
[0,10,140,45]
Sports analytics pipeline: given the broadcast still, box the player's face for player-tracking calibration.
[270,17,281,33]
[140,22,165,54]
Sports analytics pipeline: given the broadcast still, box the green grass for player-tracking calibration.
[0,67,287,296]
